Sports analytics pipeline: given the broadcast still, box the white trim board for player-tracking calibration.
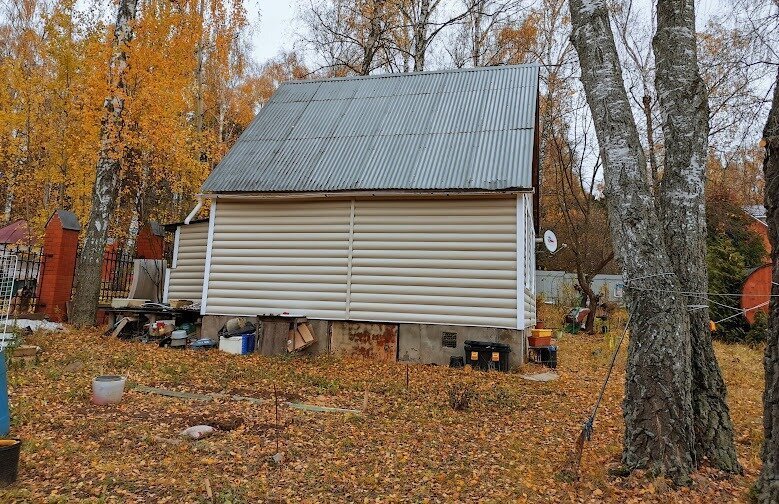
[200,200,217,316]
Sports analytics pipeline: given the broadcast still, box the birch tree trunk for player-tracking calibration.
[412,0,431,71]
[70,0,138,326]
[569,0,695,482]
[653,0,741,473]
[756,66,779,504]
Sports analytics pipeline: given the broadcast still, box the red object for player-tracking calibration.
[135,223,164,260]
[0,220,30,245]
[528,335,552,347]
[741,264,772,325]
[38,211,80,322]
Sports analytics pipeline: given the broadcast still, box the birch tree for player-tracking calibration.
[569,0,695,481]
[70,0,139,326]
[653,0,740,472]
[757,65,779,504]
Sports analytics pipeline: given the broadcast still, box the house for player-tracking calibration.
[164,64,540,366]
[741,205,772,324]
[0,220,31,246]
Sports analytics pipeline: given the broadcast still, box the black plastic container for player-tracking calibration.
[0,439,20,487]
[464,340,511,372]
[532,346,558,369]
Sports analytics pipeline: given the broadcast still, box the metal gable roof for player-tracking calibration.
[202,64,540,194]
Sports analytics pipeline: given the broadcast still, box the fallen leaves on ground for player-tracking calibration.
[0,328,763,503]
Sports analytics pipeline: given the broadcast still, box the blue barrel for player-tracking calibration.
[0,355,9,436]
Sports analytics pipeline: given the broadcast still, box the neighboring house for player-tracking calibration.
[744,204,771,256]
[165,64,540,365]
[0,220,30,246]
[742,205,772,324]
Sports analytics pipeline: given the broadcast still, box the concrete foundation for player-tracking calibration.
[200,315,526,368]
[398,323,525,368]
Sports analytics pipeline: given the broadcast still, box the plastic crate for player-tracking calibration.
[219,333,256,355]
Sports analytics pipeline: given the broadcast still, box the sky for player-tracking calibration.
[250,0,297,64]
[248,0,732,67]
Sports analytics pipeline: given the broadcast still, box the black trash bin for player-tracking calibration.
[464,340,511,372]
[0,439,21,487]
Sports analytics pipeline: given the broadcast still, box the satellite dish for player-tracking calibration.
[543,230,558,253]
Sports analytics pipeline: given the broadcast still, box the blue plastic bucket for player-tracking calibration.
[0,355,9,436]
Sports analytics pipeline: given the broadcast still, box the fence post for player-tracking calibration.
[38,210,80,322]
[135,222,165,260]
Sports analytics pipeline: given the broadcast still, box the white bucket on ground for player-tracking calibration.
[92,376,126,405]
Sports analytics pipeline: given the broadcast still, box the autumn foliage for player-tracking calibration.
[0,0,300,240]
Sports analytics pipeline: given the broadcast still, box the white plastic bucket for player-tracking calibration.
[92,376,126,405]
[171,330,188,348]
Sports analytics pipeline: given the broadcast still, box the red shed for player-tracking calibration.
[741,264,772,325]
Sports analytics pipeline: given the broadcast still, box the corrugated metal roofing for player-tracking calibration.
[0,220,30,244]
[202,64,540,194]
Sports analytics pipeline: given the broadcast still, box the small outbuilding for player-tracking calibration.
[165,64,541,366]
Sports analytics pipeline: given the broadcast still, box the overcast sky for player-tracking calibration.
[248,0,732,66]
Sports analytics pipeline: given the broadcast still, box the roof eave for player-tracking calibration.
[202,188,534,200]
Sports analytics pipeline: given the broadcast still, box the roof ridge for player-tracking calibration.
[283,63,540,86]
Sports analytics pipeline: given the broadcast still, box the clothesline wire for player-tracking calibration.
[618,272,774,324]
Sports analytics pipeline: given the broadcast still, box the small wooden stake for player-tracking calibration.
[362,390,369,412]
[273,383,280,454]
[405,364,409,390]
[205,477,213,502]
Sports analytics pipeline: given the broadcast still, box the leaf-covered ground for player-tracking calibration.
[0,325,764,503]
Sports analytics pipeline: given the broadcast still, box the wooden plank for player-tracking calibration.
[287,402,360,414]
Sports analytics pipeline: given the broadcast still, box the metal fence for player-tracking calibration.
[98,249,135,303]
[535,270,625,306]
[0,244,46,314]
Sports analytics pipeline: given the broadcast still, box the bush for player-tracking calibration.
[448,381,474,411]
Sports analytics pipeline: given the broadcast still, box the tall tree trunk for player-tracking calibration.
[360,0,385,75]
[653,0,741,473]
[413,0,430,71]
[642,94,659,194]
[70,0,139,326]
[569,0,695,483]
[757,66,779,504]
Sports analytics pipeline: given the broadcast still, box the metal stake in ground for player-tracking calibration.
[574,313,632,472]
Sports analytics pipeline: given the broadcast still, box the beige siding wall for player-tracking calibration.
[205,200,351,318]
[203,196,526,328]
[349,198,518,328]
[166,221,208,302]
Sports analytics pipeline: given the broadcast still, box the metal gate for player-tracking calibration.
[0,252,18,347]
[0,244,46,316]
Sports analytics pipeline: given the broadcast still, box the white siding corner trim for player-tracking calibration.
[200,201,217,315]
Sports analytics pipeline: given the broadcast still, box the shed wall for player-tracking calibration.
[206,199,351,318]
[203,196,529,329]
[166,221,208,302]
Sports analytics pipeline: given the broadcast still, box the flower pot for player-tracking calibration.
[0,438,20,487]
